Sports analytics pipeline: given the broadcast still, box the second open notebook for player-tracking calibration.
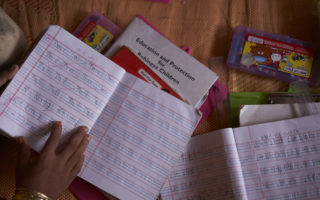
[161,114,320,200]
[0,26,201,200]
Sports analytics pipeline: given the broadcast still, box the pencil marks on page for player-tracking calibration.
[234,121,320,200]
[0,27,122,151]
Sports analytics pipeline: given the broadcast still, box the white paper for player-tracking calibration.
[234,114,320,200]
[161,128,248,200]
[0,25,125,151]
[240,103,320,126]
[0,25,201,200]
[80,73,201,200]
[161,115,320,200]
[105,17,218,109]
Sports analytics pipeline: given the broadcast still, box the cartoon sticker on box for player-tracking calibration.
[241,34,314,78]
[271,51,282,68]
[251,44,273,64]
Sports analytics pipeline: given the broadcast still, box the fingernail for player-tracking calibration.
[81,126,89,132]
[53,121,61,127]
[87,134,91,141]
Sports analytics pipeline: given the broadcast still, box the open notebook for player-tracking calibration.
[0,26,201,200]
[161,114,320,200]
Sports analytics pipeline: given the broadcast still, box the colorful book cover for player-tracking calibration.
[105,17,218,109]
[111,46,183,100]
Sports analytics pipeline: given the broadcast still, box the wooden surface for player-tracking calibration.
[0,0,319,199]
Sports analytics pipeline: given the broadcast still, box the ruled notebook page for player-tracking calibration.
[160,128,248,200]
[234,114,320,200]
[80,72,201,200]
[0,25,125,151]
[0,25,201,199]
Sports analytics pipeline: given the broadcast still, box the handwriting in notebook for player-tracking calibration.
[160,128,243,200]
[37,59,106,108]
[234,117,320,200]
[49,37,119,88]
[31,73,96,119]
[161,115,320,200]
[0,26,123,149]
[79,72,199,200]
[0,26,201,200]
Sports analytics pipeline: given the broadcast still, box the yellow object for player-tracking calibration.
[83,25,114,52]
[12,187,51,200]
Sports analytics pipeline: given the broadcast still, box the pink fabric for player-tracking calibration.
[147,0,171,3]
[198,81,229,124]
[181,46,192,54]
[69,177,110,200]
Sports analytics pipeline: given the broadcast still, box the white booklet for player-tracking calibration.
[0,26,201,200]
[161,114,320,200]
[105,17,218,109]
[239,103,320,126]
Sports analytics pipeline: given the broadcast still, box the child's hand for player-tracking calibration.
[16,121,91,199]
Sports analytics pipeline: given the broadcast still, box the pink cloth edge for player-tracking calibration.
[198,81,229,125]
[69,177,110,200]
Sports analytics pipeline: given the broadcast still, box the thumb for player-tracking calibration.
[0,64,19,87]
[16,137,31,179]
